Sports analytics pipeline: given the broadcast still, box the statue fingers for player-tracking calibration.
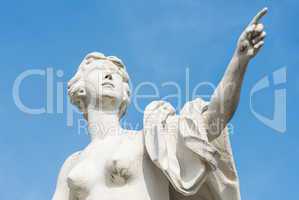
[245,24,256,39]
[249,7,268,25]
[255,23,264,32]
[252,31,266,45]
[253,41,265,54]
[246,23,264,39]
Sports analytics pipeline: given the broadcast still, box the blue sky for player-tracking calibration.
[0,0,298,199]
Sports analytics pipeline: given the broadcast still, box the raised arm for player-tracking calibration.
[204,8,268,140]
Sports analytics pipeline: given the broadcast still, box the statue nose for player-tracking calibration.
[104,74,113,80]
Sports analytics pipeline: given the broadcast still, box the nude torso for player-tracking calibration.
[66,131,170,200]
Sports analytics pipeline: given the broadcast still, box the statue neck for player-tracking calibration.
[86,107,122,141]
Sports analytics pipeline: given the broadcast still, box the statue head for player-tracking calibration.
[68,52,131,119]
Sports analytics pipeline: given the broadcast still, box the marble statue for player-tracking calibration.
[52,8,268,200]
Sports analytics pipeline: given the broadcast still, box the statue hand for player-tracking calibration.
[236,8,267,60]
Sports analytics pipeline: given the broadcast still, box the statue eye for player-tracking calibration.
[105,74,113,80]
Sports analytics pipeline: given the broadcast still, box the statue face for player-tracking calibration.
[83,59,126,109]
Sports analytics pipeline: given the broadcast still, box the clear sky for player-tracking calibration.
[0,0,297,199]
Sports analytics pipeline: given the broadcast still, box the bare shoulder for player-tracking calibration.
[64,151,81,167]
[52,151,82,199]
[57,151,82,178]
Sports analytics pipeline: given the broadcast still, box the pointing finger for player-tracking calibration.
[250,7,268,25]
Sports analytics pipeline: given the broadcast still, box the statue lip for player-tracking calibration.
[102,82,115,88]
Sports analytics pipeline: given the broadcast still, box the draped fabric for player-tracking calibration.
[143,99,241,200]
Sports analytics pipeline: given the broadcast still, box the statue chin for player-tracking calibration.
[89,94,121,111]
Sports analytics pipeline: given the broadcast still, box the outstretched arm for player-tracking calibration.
[204,8,268,140]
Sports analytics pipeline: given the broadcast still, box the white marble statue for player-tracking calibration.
[52,8,268,200]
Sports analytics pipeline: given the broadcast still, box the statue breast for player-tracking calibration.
[67,133,144,192]
[105,134,144,186]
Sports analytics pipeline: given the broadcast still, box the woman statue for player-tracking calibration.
[52,8,267,200]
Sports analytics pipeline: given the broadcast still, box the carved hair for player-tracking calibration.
[68,52,131,119]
